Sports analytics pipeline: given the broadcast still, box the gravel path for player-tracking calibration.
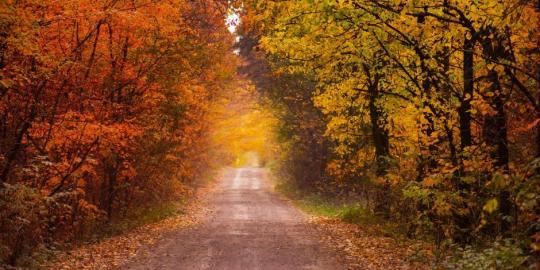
[120,167,345,270]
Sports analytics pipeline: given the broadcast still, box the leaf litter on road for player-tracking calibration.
[309,216,434,270]
[42,181,218,270]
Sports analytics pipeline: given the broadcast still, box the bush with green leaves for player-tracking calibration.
[443,241,528,270]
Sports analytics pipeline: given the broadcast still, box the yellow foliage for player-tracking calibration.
[208,81,279,167]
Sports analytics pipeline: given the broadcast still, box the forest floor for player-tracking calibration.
[43,167,433,269]
[306,209,434,269]
[276,183,435,269]
[41,173,217,270]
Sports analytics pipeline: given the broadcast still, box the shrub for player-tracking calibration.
[442,241,528,270]
[0,184,48,265]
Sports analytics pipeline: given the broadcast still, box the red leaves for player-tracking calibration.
[0,0,234,266]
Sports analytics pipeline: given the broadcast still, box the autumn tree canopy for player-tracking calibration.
[0,0,237,264]
[239,0,539,265]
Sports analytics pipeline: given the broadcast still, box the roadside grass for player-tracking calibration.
[97,200,187,239]
[274,179,436,266]
[274,178,528,268]
[274,180,411,241]
[31,172,220,269]
[33,170,222,269]
[24,200,189,269]
[94,170,220,240]
[82,169,221,242]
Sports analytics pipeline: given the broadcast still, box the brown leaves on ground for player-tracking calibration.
[42,184,215,270]
[310,216,434,270]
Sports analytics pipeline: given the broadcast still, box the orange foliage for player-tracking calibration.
[0,0,234,265]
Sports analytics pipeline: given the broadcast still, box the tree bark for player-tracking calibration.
[364,68,390,176]
[459,37,474,149]
[483,75,509,171]
[368,87,390,176]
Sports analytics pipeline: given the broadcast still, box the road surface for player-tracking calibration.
[121,167,344,270]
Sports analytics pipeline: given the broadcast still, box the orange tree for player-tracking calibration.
[0,0,235,265]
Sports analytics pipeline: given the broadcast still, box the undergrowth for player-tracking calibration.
[274,179,406,239]
[274,178,533,269]
[96,200,187,240]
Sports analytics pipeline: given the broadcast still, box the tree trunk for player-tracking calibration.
[365,72,392,217]
[483,74,509,170]
[368,83,390,177]
[483,70,511,234]
[476,25,517,234]
[537,88,540,162]
[459,37,474,149]
[106,168,117,221]
[451,36,477,244]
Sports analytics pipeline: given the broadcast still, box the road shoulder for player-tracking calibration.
[41,176,217,270]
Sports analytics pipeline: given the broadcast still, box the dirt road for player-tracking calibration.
[121,167,344,270]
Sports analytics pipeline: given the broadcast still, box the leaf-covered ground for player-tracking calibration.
[42,184,215,270]
[310,216,434,269]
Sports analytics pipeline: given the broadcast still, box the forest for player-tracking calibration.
[0,0,238,266]
[1,0,539,269]
[238,0,539,267]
